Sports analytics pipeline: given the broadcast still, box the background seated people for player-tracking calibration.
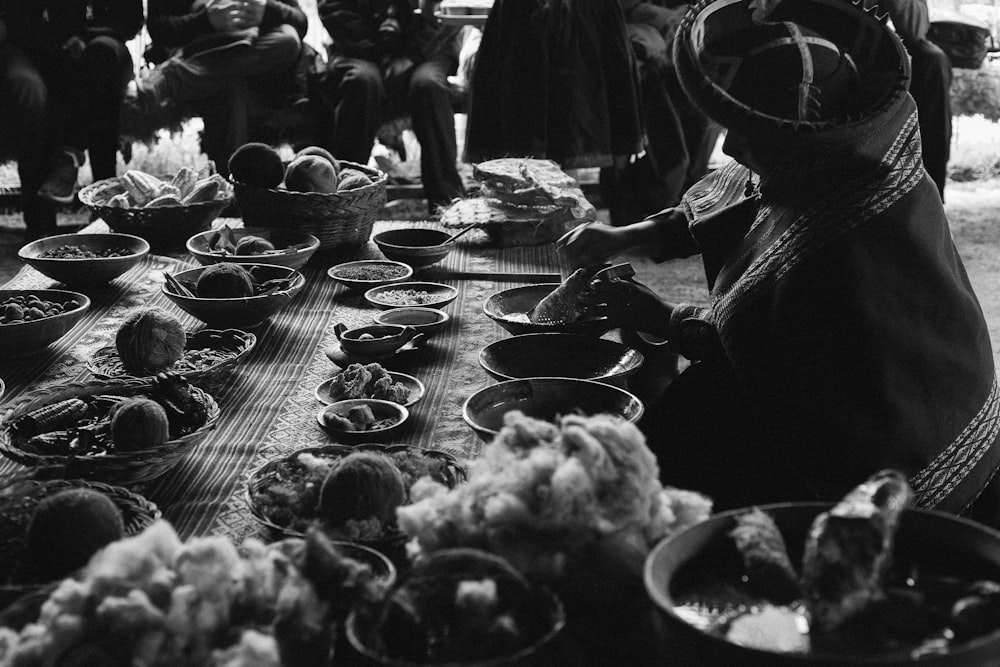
[0,0,141,240]
[136,0,307,175]
[558,0,1000,525]
[314,0,463,210]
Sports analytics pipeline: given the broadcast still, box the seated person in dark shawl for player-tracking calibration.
[558,0,1000,524]
[133,0,307,175]
[0,0,142,238]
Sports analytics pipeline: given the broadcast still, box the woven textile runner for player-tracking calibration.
[0,221,559,541]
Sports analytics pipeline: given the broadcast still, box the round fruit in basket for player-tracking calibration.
[227,142,284,189]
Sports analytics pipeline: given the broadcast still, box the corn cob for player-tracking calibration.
[197,160,217,180]
[121,170,165,206]
[144,193,182,207]
[182,177,221,204]
[108,193,131,208]
[169,167,198,200]
[9,398,90,439]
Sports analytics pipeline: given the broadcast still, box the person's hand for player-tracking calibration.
[556,223,632,271]
[580,277,673,336]
[237,0,266,28]
[62,36,86,60]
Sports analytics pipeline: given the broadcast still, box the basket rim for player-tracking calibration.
[87,328,257,382]
[0,378,221,464]
[0,477,162,529]
[230,160,387,199]
[245,443,465,539]
[78,178,234,212]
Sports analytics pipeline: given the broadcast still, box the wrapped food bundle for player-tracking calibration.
[440,158,597,247]
[0,521,388,666]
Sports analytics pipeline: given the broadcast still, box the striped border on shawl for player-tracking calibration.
[910,376,1000,508]
[711,108,923,332]
[681,159,749,222]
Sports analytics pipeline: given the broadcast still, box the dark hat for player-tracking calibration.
[673,0,909,140]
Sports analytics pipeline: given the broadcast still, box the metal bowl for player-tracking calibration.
[644,503,1000,666]
[18,233,149,287]
[483,283,613,336]
[462,377,644,442]
[479,333,644,388]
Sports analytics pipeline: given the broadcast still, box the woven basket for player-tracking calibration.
[246,444,466,556]
[78,177,232,251]
[0,379,220,486]
[87,328,257,393]
[0,475,160,607]
[232,162,387,250]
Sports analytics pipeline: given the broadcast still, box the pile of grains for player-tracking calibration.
[334,264,409,281]
[373,289,439,305]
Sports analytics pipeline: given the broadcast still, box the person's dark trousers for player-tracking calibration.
[0,43,57,240]
[318,56,384,165]
[24,36,133,182]
[907,39,952,201]
[407,53,463,208]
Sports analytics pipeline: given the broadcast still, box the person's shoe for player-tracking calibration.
[37,147,86,205]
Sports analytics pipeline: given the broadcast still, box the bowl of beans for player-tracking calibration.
[364,282,459,310]
[327,260,414,292]
[0,289,91,356]
[18,233,150,288]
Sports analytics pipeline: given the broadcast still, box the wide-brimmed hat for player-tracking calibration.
[673,0,909,142]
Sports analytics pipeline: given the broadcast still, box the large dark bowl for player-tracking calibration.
[0,289,91,356]
[373,228,455,268]
[462,377,644,442]
[18,233,150,287]
[186,227,320,271]
[161,263,305,329]
[479,333,644,388]
[644,503,1000,667]
[483,284,613,336]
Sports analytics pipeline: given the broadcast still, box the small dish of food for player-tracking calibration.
[364,281,458,310]
[333,322,421,359]
[328,260,414,291]
[18,233,150,287]
[373,306,450,339]
[315,362,425,408]
[317,398,409,442]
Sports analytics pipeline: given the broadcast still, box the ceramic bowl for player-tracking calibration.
[161,263,305,329]
[462,377,644,442]
[186,227,320,271]
[645,503,1000,666]
[18,233,149,287]
[483,283,614,336]
[479,333,644,388]
[334,322,420,358]
[373,306,450,339]
[327,260,414,291]
[314,371,425,408]
[364,281,459,310]
[317,398,410,442]
[373,228,455,268]
[0,289,91,356]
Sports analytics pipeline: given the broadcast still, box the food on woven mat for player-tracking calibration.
[10,373,209,456]
[332,264,409,281]
[0,521,387,666]
[0,294,82,325]
[115,307,187,376]
[671,470,1000,657]
[251,448,464,540]
[99,169,232,208]
[326,363,411,404]
[371,288,440,306]
[109,397,170,452]
[38,245,134,259]
[196,262,255,298]
[284,154,339,194]
[10,488,125,585]
[527,267,592,325]
[228,142,285,188]
[397,411,712,580]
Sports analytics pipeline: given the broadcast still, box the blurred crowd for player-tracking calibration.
[0,0,952,240]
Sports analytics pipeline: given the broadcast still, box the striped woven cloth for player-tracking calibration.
[0,220,559,542]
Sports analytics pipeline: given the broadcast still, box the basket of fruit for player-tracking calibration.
[228,143,387,251]
[78,167,234,250]
[0,375,220,486]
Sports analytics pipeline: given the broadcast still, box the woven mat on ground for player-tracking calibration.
[0,220,559,542]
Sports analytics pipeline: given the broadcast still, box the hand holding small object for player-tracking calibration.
[580,274,673,337]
